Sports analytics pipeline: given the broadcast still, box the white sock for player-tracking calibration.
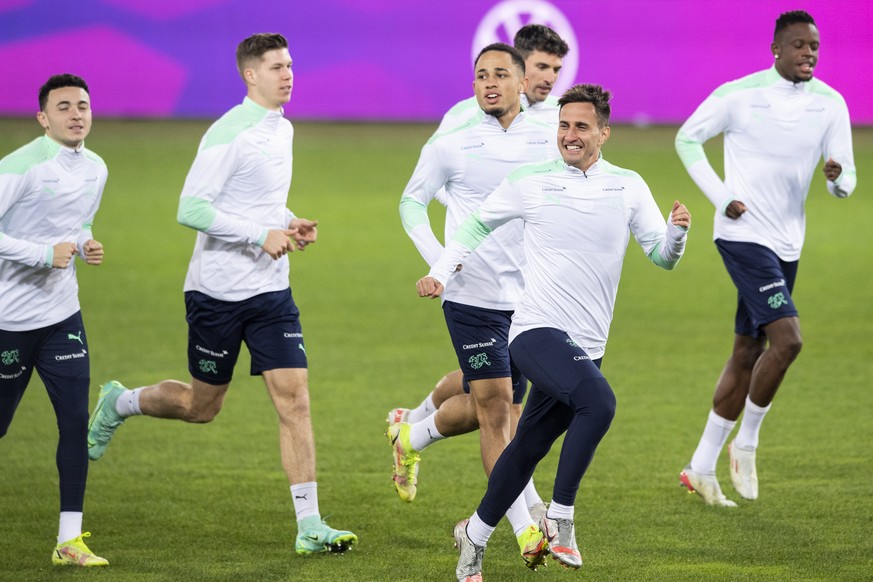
[734,396,771,450]
[290,482,319,522]
[115,387,145,417]
[466,512,495,547]
[546,500,574,520]
[690,409,736,474]
[58,511,82,544]
[407,392,437,423]
[505,493,535,536]
[522,478,544,509]
[409,412,445,451]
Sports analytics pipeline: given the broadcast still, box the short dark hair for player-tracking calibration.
[38,74,89,111]
[474,43,526,76]
[236,33,288,78]
[558,84,611,129]
[774,10,815,41]
[513,24,569,59]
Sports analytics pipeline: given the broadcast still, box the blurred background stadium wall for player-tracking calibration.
[1,0,871,124]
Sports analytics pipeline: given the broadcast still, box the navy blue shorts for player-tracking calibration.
[442,301,527,404]
[715,239,799,337]
[185,288,307,385]
[0,312,90,437]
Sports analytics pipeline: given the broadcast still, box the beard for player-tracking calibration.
[483,105,507,118]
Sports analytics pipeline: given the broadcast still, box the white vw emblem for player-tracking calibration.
[472,0,579,96]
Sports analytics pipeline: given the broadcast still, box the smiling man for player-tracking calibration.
[86,33,357,555]
[675,10,856,507]
[417,84,690,580]
[0,74,108,567]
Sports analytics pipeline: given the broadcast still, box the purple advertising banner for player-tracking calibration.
[1,0,870,123]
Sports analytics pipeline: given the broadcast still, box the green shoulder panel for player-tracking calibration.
[804,78,845,102]
[83,148,107,168]
[0,137,58,175]
[200,100,268,151]
[445,96,479,117]
[428,109,485,144]
[712,69,777,98]
[599,159,642,179]
[506,158,564,183]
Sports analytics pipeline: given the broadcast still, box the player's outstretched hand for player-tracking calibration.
[289,217,318,250]
[83,239,104,265]
[52,242,77,269]
[670,200,691,229]
[417,276,444,299]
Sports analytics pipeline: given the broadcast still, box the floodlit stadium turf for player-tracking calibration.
[1,119,871,580]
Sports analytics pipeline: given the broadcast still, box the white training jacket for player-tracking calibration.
[400,111,557,311]
[676,66,856,261]
[0,136,106,331]
[177,97,297,302]
[429,157,687,360]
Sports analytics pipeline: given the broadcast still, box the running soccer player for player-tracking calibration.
[416,84,690,580]
[675,10,856,507]
[391,43,557,569]
[85,33,357,555]
[387,23,570,525]
[0,74,109,567]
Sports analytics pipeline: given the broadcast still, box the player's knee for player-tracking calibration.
[772,335,803,363]
[570,377,616,426]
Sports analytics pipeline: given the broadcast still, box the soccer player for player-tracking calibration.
[392,43,557,569]
[675,10,856,506]
[436,24,569,130]
[416,84,690,580]
[389,24,569,423]
[387,23,569,521]
[85,33,357,554]
[0,74,109,567]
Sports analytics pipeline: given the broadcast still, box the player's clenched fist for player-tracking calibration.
[416,276,444,299]
[52,242,77,269]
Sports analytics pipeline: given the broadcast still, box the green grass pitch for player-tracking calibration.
[1,118,871,581]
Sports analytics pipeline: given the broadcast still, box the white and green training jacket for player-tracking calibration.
[400,111,557,311]
[676,66,856,262]
[0,136,106,331]
[178,97,297,302]
[428,157,687,359]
